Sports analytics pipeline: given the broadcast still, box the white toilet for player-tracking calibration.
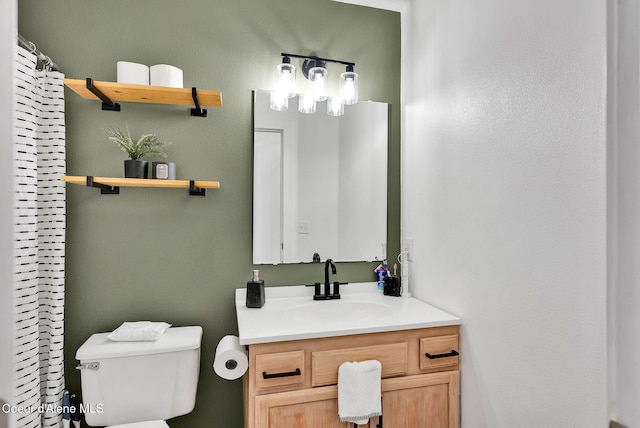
[75,326,203,428]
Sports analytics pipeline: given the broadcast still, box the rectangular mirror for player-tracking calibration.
[253,90,388,264]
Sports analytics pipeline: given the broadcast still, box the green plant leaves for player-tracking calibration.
[106,126,170,160]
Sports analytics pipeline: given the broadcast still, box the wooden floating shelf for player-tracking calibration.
[64,78,223,107]
[62,175,220,196]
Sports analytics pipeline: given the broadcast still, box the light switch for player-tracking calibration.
[298,221,311,234]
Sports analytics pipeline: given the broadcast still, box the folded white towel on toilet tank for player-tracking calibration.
[107,321,171,342]
[338,359,382,425]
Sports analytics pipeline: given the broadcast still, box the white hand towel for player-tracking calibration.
[107,321,171,342]
[338,360,382,425]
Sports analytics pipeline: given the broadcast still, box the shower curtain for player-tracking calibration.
[13,45,66,428]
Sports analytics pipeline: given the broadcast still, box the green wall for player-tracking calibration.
[18,1,400,426]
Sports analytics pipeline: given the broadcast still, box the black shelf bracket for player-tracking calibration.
[190,87,208,117]
[86,176,119,194]
[189,180,206,196]
[86,78,121,111]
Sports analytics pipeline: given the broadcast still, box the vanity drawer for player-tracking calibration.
[419,334,459,371]
[311,342,408,387]
[255,350,305,390]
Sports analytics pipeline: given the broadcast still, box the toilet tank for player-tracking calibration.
[75,326,203,427]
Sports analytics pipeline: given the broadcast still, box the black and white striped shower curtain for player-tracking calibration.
[13,46,66,428]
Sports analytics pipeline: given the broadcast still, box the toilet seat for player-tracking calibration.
[107,421,169,428]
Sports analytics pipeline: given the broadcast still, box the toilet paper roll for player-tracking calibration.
[150,64,183,88]
[213,335,248,380]
[117,61,149,85]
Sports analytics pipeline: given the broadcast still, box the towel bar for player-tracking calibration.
[351,397,383,427]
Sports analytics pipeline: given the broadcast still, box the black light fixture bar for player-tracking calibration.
[281,52,355,68]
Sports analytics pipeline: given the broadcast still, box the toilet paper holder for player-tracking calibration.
[214,335,249,380]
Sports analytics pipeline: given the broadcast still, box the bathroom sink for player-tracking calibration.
[285,300,393,326]
[235,282,461,344]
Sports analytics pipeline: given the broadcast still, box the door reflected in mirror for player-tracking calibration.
[253,90,388,264]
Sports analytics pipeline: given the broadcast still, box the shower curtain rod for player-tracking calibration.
[17,33,59,71]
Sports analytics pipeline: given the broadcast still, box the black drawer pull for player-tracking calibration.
[262,368,301,379]
[425,349,459,359]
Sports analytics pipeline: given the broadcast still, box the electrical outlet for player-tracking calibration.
[403,238,414,261]
[298,221,310,234]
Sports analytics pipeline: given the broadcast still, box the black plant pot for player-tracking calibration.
[124,160,149,179]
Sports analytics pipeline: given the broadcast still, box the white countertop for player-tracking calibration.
[235,282,461,345]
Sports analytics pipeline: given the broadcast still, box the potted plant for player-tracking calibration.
[106,126,170,179]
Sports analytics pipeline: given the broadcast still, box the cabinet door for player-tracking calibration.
[255,385,354,428]
[254,372,458,428]
[379,371,459,428]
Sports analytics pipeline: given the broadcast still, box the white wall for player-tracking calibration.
[402,0,608,426]
[338,102,387,261]
[0,0,16,426]
[297,112,340,260]
[253,130,283,264]
[611,0,640,424]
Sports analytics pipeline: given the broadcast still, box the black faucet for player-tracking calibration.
[324,258,337,296]
[306,258,343,300]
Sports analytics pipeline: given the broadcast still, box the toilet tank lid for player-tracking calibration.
[76,326,203,360]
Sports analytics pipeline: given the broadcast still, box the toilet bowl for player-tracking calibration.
[75,326,202,427]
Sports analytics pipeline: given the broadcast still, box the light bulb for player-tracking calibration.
[270,91,288,111]
[276,62,296,98]
[327,97,344,116]
[298,93,316,114]
[340,70,358,105]
[308,66,328,102]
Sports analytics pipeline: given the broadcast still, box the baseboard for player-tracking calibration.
[610,421,628,428]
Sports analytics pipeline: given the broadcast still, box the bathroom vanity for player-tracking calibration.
[235,283,461,427]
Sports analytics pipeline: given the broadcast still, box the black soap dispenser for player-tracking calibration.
[246,270,265,308]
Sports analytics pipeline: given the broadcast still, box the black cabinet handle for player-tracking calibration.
[425,349,459,359]
[262,368,301,379]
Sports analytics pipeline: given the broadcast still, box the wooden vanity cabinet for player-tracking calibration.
[243,325,460,428]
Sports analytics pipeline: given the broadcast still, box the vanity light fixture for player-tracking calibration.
[272,53,358,116]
